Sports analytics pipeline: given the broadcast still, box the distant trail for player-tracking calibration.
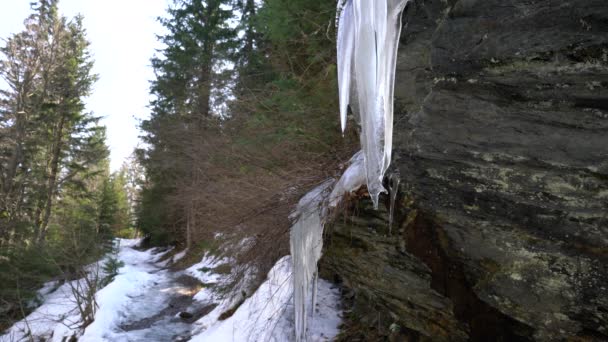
[93,245,215,342]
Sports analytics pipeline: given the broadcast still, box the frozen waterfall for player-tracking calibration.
[291,0,408,340]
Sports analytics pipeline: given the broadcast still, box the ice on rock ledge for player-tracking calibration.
[329,151,366,208]
[337,0,409,208]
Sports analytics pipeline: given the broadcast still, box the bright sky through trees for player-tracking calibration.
[0,0,169,170]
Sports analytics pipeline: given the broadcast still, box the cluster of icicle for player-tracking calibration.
[338,0,409,208]
[290,0,409,341]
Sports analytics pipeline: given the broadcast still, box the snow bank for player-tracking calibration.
[172,249,188,263]
[189,256,341,342]
[186,253,226,302]
[0,239,160,342]
[1,279,82,342]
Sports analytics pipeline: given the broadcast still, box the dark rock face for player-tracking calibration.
[322,199,469,341]
[321,0,608,340]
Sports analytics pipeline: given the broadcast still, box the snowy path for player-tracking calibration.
[1,240,217,342]
[2,240,342,342]
[82,242,216,342]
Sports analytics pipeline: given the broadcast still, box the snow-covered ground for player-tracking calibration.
[189,256,341,342]
[1,239,342,342]
[80,242,207,342]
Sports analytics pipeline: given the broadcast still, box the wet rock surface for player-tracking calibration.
[321,0,608,340]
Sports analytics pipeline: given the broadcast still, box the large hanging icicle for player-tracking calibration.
[337,0,409,208]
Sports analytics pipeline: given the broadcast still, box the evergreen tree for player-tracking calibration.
[139,0,238,247]
[151,0,237,119]
[0,1,102,245]
[133,0,359,300]
[1,0,136,329]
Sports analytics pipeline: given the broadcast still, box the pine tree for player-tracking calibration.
[0,1,137,327]
[0,4,48,240]
[151,0,237,119]
[0,1,104,245]
[139,0,238,247]
[229,0,275,110]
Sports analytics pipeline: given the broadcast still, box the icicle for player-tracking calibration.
[290,180,334,342]
[311,269,318,319]
[291,154,368,341]
[387,172,400,235]
[337,0,409,208]
[383,0,409,174]
[337,0,354,133]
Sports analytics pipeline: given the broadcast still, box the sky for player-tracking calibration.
[0,0,170,171]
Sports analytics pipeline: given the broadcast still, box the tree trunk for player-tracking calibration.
[197,44,214,119]
[35,111,65,244]
[187,204,193,250]
[242,0,256,62]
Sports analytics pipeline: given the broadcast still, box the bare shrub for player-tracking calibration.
[65,265,100,329]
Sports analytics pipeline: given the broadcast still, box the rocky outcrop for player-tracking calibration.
[321,0,608,340]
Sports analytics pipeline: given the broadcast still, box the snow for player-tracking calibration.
[0,239,177,342]
[172,249,188,263]
[79,242,162,341]
[93,251,219,342]
[337,0,409,208]
[1,240,125,341]
[186,253,222,284]
[1,279,81,341]
[80,243,215,342]
[186,253,225,302]
[4,237,342,342]
[189,256,341,342]
[34,280,61,301]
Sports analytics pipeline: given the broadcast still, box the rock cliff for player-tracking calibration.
[320,0,608,340]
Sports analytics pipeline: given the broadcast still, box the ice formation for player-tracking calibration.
[337,0,409,208]
[187,256,342,342]
[290,0,408,340]
[388,172,400,235]
[329,151,366,207]
[291,154,371,341]
[290,180,335,342]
